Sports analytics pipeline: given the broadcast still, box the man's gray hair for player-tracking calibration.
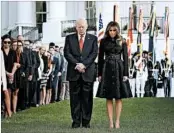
[75,18,88,27]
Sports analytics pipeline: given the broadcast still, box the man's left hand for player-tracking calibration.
[28,75,33,81]
[75,63,86,73]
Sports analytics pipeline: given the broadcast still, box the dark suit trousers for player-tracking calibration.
[69,77,93,126]
[163,78,171,97]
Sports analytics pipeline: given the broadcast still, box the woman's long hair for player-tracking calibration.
[16,40,23,63]
[47,51,52,69]
[103,21,121,39]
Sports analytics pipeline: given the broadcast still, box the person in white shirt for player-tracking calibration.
[1,50,12,118]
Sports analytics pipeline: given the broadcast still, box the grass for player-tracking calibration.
[1,98,174,133]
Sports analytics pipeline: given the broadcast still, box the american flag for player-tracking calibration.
[98,13,104,44]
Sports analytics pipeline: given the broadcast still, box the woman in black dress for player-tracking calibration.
[2,35,19,117]
[97,21,130,129]
[13,40,23,113]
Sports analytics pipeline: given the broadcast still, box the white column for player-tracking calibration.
[16,1,36,27]
[42,1,66,44]
[76,2,86,19]
[47,1,66,22]
[1,1,9,34]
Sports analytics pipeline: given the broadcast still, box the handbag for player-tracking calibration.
[96,80,106,98]
[96,63,106,98]
[121,80,132,98]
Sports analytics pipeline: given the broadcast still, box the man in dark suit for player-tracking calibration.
[64,18,98,128]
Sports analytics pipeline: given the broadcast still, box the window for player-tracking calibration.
[85,1,96,19]
[36,1,47,34]
[85,1,96,28]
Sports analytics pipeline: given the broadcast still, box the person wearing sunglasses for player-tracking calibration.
[97,21,131,129]
[1,34,18,117]
[1,49,12,118]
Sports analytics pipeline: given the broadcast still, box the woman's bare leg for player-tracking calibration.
[12,89,19,113]
[106,99,114,128]
[115,99,122,128]
[42,87,46,105]
[4,90,12,117]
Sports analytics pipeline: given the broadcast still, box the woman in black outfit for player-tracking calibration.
[13,41,23,113]
[97,21,130,129]
[1,35,17,117]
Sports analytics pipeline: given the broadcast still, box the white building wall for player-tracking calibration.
[42,1,67,46]
[1,1,174,61]
[42,1,86,46]
[16,1,36,27]
[1,1,9,35]
[66,2,76,20]
[66,2,86,20]
[1,1,36,36]
[76,2,86,19]
[8,2,17,30]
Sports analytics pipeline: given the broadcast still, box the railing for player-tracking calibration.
[6,25,41,43]
[120,16,164,34]
[61,18,97,37]
[10,26,19,39]
[23,27,41,42]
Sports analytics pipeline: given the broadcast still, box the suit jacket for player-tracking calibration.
[31,51,40,81]
[20,51,32,77]
[21,48,33,76]
[52,56,59,77]
[64,33,98,82]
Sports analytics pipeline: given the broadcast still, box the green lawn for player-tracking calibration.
[1,98,174,133]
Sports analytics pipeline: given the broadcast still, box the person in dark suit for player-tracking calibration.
[64,18,98,128]
[29,47,40,106]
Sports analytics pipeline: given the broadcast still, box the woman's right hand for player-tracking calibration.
[98,76,102,82]
[6,72,13,79]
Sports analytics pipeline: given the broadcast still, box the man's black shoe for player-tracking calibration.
[72,122,80,128]
[82,124,90,128]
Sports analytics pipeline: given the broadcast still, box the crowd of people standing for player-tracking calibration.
[1,34,69,118]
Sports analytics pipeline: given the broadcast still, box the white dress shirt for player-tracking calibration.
[1,50,7,91]
[78,33,86,42]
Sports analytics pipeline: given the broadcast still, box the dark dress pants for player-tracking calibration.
[163,78,171,97]
[51,76,59,102]
[69,77,93,127]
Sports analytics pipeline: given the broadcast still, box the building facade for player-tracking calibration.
[1,1,174,61]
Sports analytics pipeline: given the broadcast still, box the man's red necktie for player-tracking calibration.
[79,35,84,51]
